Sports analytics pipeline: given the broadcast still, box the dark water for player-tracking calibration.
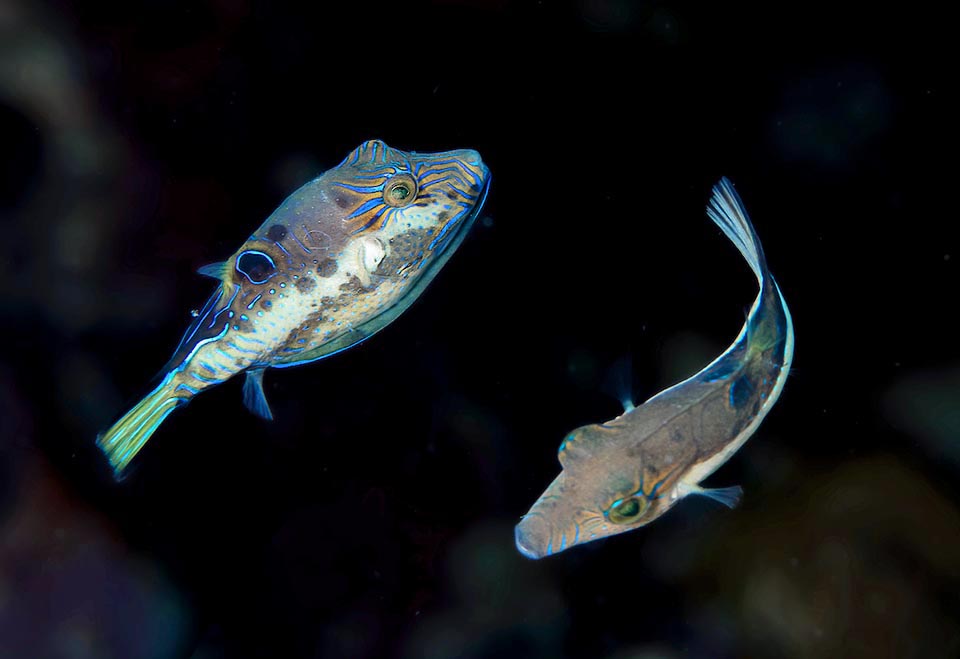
[1,2,957,658]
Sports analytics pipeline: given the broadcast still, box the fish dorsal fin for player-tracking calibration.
[601,355,636,414]
[557,423,613,468]
[243,368,273,421]
[197,261,231,281]
[341,139,404,169]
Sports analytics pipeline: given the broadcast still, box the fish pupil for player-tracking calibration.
[615,498,639,517]
[607,496,646,524]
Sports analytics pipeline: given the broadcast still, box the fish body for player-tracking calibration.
[515,178,794,559]
[97,140,490,477]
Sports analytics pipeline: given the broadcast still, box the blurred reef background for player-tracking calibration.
[1,1,957,658]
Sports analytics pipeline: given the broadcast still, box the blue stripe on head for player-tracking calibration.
[333,182,386,193]
[351,205,388,234]
[347,198,384,219]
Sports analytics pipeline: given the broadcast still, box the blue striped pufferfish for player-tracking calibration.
[97,140,490,477]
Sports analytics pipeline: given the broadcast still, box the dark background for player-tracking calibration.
[1,1,958,658]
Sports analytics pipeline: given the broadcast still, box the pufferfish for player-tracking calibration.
[515,178,794,558]
[97,140,490,477]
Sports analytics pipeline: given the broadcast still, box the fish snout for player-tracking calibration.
[514,516,550,560]
[426,148,489,181]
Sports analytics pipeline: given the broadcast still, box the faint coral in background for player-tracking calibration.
[883,364,960,466]
[0,0,156,333]
[0,455,187,659]
[682,456,960,659]
[403,521,566,659]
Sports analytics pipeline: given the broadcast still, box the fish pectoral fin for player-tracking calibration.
[197,261,231,280]
[676,481,743,509]
[242,368,274,421]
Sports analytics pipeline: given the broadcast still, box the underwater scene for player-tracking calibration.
[1,2,956,658]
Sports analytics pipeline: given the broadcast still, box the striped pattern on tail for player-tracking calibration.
[706,177,768,281]
[96,374,190,477]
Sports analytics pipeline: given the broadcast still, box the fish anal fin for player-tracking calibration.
[243,368,273,420]
[676,481,743,509]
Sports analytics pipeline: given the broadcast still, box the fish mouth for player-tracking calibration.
[514,524,545,560]
[514,514,555,560]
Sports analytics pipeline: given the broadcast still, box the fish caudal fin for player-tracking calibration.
[706,177,767,282]
[96,374,190,478]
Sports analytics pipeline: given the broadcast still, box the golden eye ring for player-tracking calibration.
[383,173,418,208]
[607,496,648,524]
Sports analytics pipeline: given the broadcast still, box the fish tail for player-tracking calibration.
[706,177,794,359]
[96,374,191,478]
[706,177,768,282]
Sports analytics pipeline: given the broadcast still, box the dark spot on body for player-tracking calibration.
[318,258,338,277]
[729,374,756,410]
[446,192,458,201]
[339,275,367,295]
[672,429,685,443]
[296,277,316,293]
[267,224,287,241]
[261,299,272,309]
[335,195,351,209]
[436,211,450,223]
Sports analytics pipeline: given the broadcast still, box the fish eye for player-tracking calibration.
[383,174,418,208]
[236,250,277,284]
[606,496,648,524]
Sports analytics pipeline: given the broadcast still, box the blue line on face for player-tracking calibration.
[351,205,388,234]
[347,198,384,220]
[427,203,470,250]
[289,230,312,254]
[647,476,668,500]
[456,163,484,188]
[420,176,455,191]
[332,182,386,193]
